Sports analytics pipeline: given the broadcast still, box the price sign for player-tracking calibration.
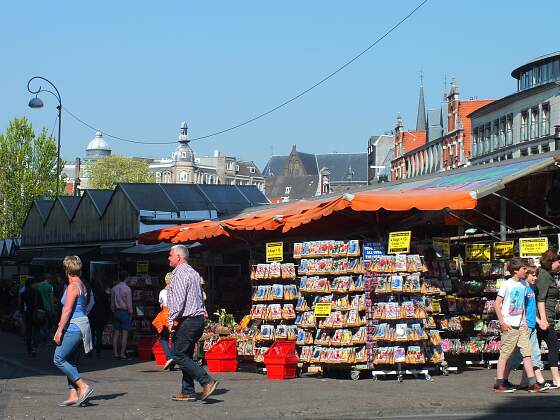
[493,241,514,259]
[363,241,384,261]
[266,242,283,262]
[519,237,548,257]
[314,302,332,318]
[387,231,412,254]
[136,261,149,274]
[465,243,491,262]
[433,237,451,258]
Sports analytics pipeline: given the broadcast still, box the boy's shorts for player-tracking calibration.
[113,310,132,331]
[499,325,531,360]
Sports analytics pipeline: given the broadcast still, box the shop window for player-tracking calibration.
[542,103,550,136]
[520,111,528,141]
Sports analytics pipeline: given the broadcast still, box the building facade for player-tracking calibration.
[390,80,493,181]
[263,145,368,203]
[469,52,560,164]
[65,122,265,193]
[367,134,393,183]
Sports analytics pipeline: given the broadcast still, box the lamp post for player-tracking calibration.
[27,76,62,196]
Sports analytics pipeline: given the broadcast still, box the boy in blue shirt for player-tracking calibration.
[504,266,551,389]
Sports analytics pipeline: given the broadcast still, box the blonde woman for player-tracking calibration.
[53,256,94,407]
[152,272,174,369]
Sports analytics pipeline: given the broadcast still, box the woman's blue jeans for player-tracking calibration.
[53,329,83,389]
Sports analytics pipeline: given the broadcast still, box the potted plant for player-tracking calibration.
[213,309,236,335]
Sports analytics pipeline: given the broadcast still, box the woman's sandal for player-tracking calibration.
[57,400,78,407]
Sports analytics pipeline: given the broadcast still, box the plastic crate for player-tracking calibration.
[152,341,168,366]
[204,338,238,372]
[137,336,155,361]
[263,340,299,380]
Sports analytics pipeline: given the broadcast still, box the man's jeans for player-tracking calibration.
[53,329,83,388]
[172,316,213,394]
[508,326,544,370]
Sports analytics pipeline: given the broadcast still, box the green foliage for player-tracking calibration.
[0,117,62,239]
[87,155,154,190]
[213,308,236,328]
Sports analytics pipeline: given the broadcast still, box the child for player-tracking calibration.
[494,258,543,393]
[504,266,549,388]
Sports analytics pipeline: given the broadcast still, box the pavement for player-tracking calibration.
[1,332,560,419]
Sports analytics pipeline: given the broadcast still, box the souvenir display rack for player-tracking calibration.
[364,254,445,381]
[249,262,298,366]
[434,260,506,371]
[293,240,369,380]
[128,274,160,347]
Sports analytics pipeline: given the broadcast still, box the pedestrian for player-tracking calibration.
[152,272,174,370]
[53,256,94,407]
[494,257,543,393]
[88,278,111,358]
[503,266,548,388]
[110,271,133,359]
[536,249,560,388]
[35,273,55,342]
[167,245,218,401]
[20,277,40,357]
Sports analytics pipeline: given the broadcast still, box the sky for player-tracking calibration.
[1,1,559,169]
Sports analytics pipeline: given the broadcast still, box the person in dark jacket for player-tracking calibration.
[88,279,111,358]
[20,277,41,357]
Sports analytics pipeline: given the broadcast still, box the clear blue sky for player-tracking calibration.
[1,1,558,169]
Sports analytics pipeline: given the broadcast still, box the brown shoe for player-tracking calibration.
[200,381,218,401]
[171,393,197,401]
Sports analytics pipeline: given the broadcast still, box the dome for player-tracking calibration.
[173,143,195,163]
[86,131,111,151]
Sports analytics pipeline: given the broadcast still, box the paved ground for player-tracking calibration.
[1,332,560,419]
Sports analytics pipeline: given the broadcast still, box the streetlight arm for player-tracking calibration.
[27,76,62,105]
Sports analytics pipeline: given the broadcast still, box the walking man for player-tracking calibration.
[110,271,132,359]
[167,245,218,401]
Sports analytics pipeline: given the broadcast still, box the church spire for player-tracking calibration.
[416,70,427,132]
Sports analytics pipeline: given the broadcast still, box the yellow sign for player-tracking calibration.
[388,231,412,254]
[136,261,149,274]
[266,242,284,262]
[465,243,491,262]
[19,274,27,285]
[493,241,514,259]
[314,302,332,317]
[519,237,548,258]
[433,237,451,258]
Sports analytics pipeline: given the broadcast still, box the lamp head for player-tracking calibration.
[28,96,44,109]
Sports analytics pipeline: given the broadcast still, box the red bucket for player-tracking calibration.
[263,340,299,380]
[205,338,238,372]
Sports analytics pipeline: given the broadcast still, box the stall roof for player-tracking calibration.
[86,190,113,215]
[139,154,557,244]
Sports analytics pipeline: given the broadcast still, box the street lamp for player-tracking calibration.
[27,76,62,196]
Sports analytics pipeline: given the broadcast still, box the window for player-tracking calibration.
[491,120,499,151]
[531,146,539,155]
[179,171,188,182]
[520,148,529,157]
[181,152,187,159]
[285,186,292,194]
[472,128,478,157]
[163,172,171,183]
[542,103,550,136]
[249,166,256,174]
[235,164,240,172]
[484,124,491,154]
[521,111,529,141]
[506,114,513,145]
[542,143,550,153]
[530,108,539,139]
[155,172,161,181]
[507,153,513,159]
[498,118,506,148]
[226,162,234,171]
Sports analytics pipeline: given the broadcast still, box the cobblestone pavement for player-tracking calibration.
[1,332,560,419]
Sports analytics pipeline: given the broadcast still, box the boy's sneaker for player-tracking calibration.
[527,383,546,393]
[494,383,516,393]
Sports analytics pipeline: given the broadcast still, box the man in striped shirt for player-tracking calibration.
[167,245,218,401]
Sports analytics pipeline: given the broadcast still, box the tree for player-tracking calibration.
[87,155,155,190]
[0,117,62,239]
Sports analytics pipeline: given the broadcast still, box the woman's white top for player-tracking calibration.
[159,289,168,307]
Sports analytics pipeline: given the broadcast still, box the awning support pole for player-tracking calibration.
[500,197,507,241]
[470,208,515,233]
[492,192,560,230]
[446,210,502,241]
